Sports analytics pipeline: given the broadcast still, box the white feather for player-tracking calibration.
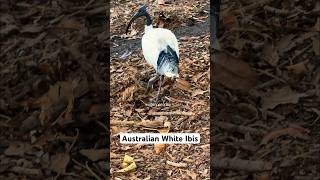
[141,25,179,71]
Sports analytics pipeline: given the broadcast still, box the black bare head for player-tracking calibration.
[125,5,152,34]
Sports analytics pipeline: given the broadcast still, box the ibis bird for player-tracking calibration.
[126,5,179,101]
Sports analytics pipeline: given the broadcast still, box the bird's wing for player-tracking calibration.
[157,45,179,72]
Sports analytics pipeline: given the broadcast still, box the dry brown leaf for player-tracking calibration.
[213,52,257,91]
[175,79,192,92]
[80,149,107,161]
[49,153,70,174]
[192,89,206,97]
[260,127,309,145]
[154,127,169,154]
[111,126,128,134]
[4,142,32,156]
[286,61,308,75]
[154,144,166,154]
[261,86,306,109]
[121,85,137,101]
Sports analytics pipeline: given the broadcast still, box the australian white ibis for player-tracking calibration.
[126,5,179,101]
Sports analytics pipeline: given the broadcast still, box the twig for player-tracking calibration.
[166,160,188,168]
[110,120,136,126]
[67,128,79,153]
[216,121,267,136]
[71,159,103,180]
[148,111,195,116]
[0,113,11,121]
[212,157,272,172]
[85,161,103,180]
[95,120,108,130]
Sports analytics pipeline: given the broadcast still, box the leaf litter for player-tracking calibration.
[1,0,108,179]
[110,0,210,179]
[213,0,320,179]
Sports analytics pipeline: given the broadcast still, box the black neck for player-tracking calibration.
[145,13,152,26]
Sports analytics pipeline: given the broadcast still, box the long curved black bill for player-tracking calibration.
[125,16,137,35]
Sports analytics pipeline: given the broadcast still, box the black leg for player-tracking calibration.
[155,75,164,102]
[146,74,159,93]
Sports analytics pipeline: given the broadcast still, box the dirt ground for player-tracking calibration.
[110,0,210,179]
[213,0,320,179]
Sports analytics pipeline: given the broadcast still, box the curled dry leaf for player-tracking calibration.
[261,86,307,110]
[260,126,309,145]
[117,162,137,173]
[154,127,170,154]
[123,155,134,164]
[154,144,166,154]
[213,51,257,91]
[121,85,137,101]
[192,89,206,97]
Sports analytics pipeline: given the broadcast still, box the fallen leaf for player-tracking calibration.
[49,153,70,174]
[192,89,206,97]
[213,51,257,91]
[261,86,307,109]
[260,126,309,145]
[123,155,134,164]
[121,85,137,101]
[175,79,192,92]
[117,162,137,173]
[111,126,128,134]
[286,61,308,75]
[80,149,107,161]
[4,142,32,156]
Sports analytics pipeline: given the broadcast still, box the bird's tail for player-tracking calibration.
[157,45,179,77]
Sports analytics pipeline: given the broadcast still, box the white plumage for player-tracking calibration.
[142,27,179,71]
[126,5,180,101]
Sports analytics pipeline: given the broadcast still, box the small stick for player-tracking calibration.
[110,120,136,126]
[85,161,103,180]
[148,111,195,116]
[166,160,188,168]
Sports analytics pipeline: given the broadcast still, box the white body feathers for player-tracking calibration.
[141,25,179,71]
